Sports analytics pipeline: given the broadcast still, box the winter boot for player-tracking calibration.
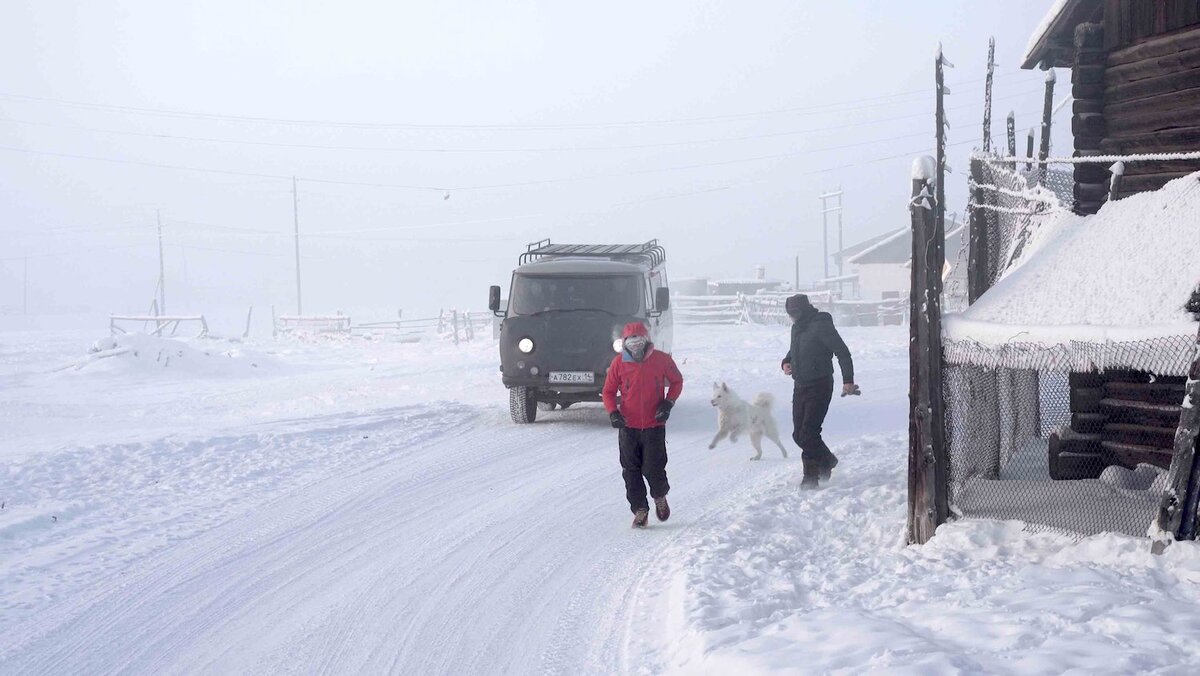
[632,509,649,528]
[819,453,839,482]
[654,496,670,522]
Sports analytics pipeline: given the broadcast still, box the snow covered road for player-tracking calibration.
[0,324,906,673]
[9,323,1195,674]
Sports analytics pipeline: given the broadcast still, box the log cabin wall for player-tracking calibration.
[1099,0,1200,199]
[1072,23,1109,214]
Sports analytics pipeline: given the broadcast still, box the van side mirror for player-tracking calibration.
[488,285,503,314]
[653,287,670,314]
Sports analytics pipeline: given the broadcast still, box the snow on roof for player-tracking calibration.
[945,171,1200,346]
[846,227,908,265]
[709,278,783,286]
[843,221,965,266]
[1024,0,1072,66]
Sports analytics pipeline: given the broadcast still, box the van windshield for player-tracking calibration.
[509,274,642,316]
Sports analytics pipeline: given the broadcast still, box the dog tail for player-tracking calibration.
[753,392,775,408]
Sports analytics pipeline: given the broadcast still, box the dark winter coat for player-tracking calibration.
[603,324,684,430]
[781,311,854,384]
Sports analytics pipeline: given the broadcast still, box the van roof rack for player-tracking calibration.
[519,239,666,267]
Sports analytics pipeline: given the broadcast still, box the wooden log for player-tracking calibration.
[1107,22,1200,66]
[1101,397,1186,427]
[1072,387,1105,413]
[1107,45,1200,84]
[1073,82,1107,101]
[1111,171,1197,194]
[1072,112,1108,137]
[1105,68,1200,105]
[1072,412,1107,433]
[1103,422,1179,448]
[1075,163,1111,183]
[1073,98,1106,115]
[1073,63,1107,85]
[1104,381,1188,404]
[1105,103,1200,136]
[1100,124,1200,153]
[1116,158,1200,175]
[1049,431,1108,480]
[1102,440,1175,469]
[1074,181,1110,203]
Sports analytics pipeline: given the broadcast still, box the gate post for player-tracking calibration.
[907,156,949,545]
[1154,294,1200,553]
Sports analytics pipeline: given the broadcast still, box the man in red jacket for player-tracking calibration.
[603,322,684,528]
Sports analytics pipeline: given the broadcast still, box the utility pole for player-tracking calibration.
[293,176,303,316]
[819,189,844,279]
[156,209,166,315]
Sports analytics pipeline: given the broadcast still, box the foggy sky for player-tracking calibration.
[0,1,1066,326]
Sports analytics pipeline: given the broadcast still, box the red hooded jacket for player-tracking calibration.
[602,322,684,429]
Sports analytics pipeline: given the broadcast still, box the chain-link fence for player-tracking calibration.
[939,158,1195,538]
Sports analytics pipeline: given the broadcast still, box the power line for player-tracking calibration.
[0,88,1044,155]
[0,242,154,261]
[0,72,1028,131]
[0,129,1015,249]
[0,124,961,194]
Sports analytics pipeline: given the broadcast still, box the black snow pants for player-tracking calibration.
[792,375,838,478]
[619,426,670,513]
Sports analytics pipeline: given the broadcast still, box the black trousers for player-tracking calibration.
[619,426,670,513]
[792,375,837,477]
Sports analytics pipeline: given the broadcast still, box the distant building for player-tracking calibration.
[708,265,786,296]
[832,220,966,303]
[708,278,785,296]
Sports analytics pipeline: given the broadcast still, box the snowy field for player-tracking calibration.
[2,322,1199,674]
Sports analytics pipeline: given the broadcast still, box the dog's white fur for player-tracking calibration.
[708,382,789,461]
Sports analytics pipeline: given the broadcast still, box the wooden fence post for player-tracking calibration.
[1036,67,1056,186]
[967,156,991,304]
[1006,111,1017,158]
[907,50,951,546]
[1153,301,1200,553]
[982,37,995,152]
[1026,129,1035,172]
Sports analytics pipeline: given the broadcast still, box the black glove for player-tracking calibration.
[609,411,627,428]
[655,399,674,423]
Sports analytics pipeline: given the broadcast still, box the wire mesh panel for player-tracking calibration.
[940,157,1196,538]
[943,363,1170,537]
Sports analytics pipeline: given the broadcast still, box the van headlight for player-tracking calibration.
[518,337,535,354]
[612,338,624,353]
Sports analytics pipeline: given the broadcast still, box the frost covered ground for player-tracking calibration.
[2,322,1199,674]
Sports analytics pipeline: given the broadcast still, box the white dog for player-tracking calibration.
[708,382,789,461]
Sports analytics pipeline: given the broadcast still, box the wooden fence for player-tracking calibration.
[271,308,493,343]
[673,293,904,327]
[110,314,209,337]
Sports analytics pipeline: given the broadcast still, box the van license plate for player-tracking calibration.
[548,371,594,384]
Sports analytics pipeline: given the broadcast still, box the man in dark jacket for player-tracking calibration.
[780,294,856,489]
[603,322,684,528]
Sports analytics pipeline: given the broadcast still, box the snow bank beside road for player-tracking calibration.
[659,433,1200,674]
[64,334,284,377]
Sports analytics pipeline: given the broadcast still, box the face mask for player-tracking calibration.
[624,335,648,359]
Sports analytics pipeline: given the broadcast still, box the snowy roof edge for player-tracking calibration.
[1024,0,1072,67]
[943,315,1197,346]
[846,226,910,265]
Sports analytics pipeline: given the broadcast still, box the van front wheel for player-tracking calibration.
[509,386,537,424]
